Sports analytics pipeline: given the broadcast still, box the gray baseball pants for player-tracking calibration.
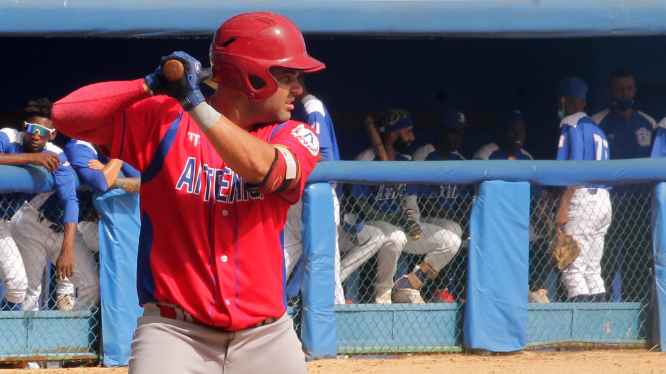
[128,306,307,374]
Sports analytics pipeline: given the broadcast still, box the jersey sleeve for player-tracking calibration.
[557,125,584,161]
[107,96,183,173]
[307,111,337,162]
[51,151,79,224]
[0,131,11,153]
[120,162,141,178]
[267,122,320,204]
[651,127,666,158]
[68,143,110,193]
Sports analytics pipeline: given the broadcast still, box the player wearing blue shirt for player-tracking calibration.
[1,99,99,312]
[282,74,347,304]
[651,118,666,158]
[351,109,462,304]
[556,77,612,303]
[591,69,654,302]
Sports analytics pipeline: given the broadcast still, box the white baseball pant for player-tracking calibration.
[0,220,27,304]
[283,186,344,304]
[9,202,100,311]
[78,221,99,252]
[366,219,462,294]
[561,188,612,298]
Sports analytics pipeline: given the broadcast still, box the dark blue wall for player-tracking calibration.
[2,36,665,160]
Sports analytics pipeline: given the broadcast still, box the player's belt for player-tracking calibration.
[143,302,279,331]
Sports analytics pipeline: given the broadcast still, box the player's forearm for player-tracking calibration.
[61,222,77,253]
[202,118,276,185]
[113,177,141,194]
[52,79,150,146]
[101,159,124,188]
[0,153,35,166]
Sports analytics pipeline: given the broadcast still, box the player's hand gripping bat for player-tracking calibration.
[364,116,420,241]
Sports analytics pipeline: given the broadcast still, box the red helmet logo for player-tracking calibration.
[210,12,325,101]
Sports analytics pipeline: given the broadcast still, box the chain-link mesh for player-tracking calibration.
[527,184,651,349]
[0,190,100,366]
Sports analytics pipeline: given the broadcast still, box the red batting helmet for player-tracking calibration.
[209,12,325,101]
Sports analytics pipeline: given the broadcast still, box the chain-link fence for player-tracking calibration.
[283,179,655,354]
[0,190,100,366]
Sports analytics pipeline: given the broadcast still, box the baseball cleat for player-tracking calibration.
[57,294,76,311]
[392,288,425,304]
[528,289,550,303]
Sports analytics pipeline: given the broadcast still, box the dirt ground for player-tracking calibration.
[0,350,664,374]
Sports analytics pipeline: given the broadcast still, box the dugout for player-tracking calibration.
[1,0,666,366]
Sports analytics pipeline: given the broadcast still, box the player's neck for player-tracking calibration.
[384,144,397,161]
[613,107,634,120]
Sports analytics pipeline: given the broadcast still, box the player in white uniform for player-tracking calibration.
[1,100,100,312]
[282,74,347,304]
[352,109,462,303]
[556,77,611,302]
[0,195,27,311]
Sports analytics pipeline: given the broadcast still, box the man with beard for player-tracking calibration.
[591,68,655,302]
[351,109,462,303]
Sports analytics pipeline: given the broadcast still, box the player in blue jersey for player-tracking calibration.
[281,73,348,304]
[556,77,612,302]
[412,109,469,302]
[64,139,141,254]
[591,69,654,302]
[473,110,551,302]
[0,99,99,312]
[351,109,462,303]
[651,118,666,158]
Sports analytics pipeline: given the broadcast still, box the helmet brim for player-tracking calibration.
[278,54,325,73]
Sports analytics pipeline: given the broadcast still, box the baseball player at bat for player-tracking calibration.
[556,77,611,303]
[52,12,322,374]
[351,109,462,304]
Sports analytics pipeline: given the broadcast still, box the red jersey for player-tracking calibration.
[107,96,319,330]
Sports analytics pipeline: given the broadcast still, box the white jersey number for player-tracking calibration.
[593,134,609,161]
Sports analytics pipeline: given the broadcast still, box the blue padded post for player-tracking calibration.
[300,182,337,360]
[94,189,143,367]
[464,180,530,352]
[651,182,666,351]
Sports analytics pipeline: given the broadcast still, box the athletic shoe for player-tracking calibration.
[374,288,392,304]
[24,362,40,369]
[432,289,455,303]
[528,289,550,303]
[57,294,76,311]
[392,288,425,304]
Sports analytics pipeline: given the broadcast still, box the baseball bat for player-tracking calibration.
[163,60,185,81]
[364,116,420,241]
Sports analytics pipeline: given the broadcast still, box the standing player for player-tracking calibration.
[1,99,99,312]
[556,77,611,302]
[53,12,321,373]
[590,68,655,302]
[282,73,346,304]
[351,109,462,303]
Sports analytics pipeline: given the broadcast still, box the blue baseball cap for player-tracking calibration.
[439,108,468,129]
[558,77,588,100]
[494,110,524,131]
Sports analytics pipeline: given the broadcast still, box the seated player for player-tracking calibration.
[351,109,462,303]
[556,77,611,303]
[473,110,550,302]
[413,109,470,302]
[1,99,99,311]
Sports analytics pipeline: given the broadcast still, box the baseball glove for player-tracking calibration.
[547,227,581,270]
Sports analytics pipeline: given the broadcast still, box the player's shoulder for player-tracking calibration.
[519,149,534,160]
[0,128,22,144]
[263,120,320,157]
[473,142,499,160]
[657,117,666,130]
[301,95,327,117]
[45,142,65,156]
[636,111,657,129]
[560,112,588,129]
[590,109,610,125]
[451,151,466,160]
[355,147,376,161]
[412,143,435,161]
[396,153,412,161]
[66,138,97,154]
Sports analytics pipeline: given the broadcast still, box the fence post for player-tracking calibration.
[463,180,530,352]
[651,182,666,351]
[300,182,337,360]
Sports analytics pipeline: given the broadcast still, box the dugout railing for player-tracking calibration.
[298,158,666,358]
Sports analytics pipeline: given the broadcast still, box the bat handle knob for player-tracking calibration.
[411,235,420,241]
[164,60,185,81]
